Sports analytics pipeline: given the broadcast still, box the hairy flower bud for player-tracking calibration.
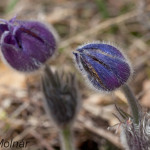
[42,66,80,129]
[120,113,150,150]
[0,17,57,72]
[73,42,132,91]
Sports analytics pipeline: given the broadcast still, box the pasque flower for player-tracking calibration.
[108,105,149,150]
[0,17,57,72]
[120,113,150,150]
[42,66,79,150]
[73,42,132,91]
[42,65,80,128]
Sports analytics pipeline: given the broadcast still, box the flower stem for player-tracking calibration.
[122,84,141,124]
[60,126,75,150]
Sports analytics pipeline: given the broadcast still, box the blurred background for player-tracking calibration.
[0,0,150,149]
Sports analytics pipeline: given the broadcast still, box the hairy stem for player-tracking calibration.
[60,126,75,150]
[122,84,141,124]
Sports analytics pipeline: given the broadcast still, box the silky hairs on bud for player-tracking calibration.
[120,113,150,150]
[42,66,80,128]
[73,42,132,92]
[0,17,57,72]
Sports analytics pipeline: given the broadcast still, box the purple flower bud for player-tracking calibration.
[0,17,57,72]
[73,42,132,91]
[42,66,80,129]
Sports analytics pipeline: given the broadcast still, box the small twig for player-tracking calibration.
[60,10,137,49]
[78,116,123,149]
[31,129,55,150]
[13,128,31,141]
[134,51,150,72]
[136,87,150,100]
[137,0,150,30]
[10,102,29,118]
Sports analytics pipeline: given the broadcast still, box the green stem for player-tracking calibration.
[122,84,141,124]
[60,126,75,150]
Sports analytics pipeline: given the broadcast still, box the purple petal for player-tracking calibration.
[77,43,125,60]
[15,20,56,50]
[0,24,8,38]
[82,49,130,84]
[1,32,45,72]
[80,54,121,91]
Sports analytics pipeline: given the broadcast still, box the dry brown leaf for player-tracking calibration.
[141,80,150,107]
[85,93,112,105]
[0,63,26,94]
